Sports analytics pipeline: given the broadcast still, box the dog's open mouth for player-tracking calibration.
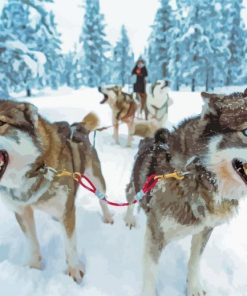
[232,159,247,185]
[100,94,108,104]
[0,150,9,180]
[98,87,109,104]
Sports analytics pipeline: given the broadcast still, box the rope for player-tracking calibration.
[95,122,124,132]
[55,169,185,207]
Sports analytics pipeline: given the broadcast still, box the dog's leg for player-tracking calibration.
[187,227,213,296]
[142,223,165,296]
[61,206,84,283]
[15,206,42,269]
[142,93,148,120]
[127,119,134,147]
[124,182,136,228]
[112,116,119,144]
[85,164,113,224]
[139,93,147,119]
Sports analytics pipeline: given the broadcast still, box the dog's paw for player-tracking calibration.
[67,264,85,284]
[103,213,114,224]
[28,254,42,270]
[187,282,206,296]
[124,214,136,229]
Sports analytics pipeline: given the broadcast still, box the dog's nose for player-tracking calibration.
[98,86,101,92]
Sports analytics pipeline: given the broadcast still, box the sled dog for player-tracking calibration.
[0,101,112,283]
[125,90,247,295]
[98,86,138,146]
[133,80,173,138]
[98,82,172,143]
[146,80,173,122]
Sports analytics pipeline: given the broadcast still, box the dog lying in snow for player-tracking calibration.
[0,101,112,283]
[98,81,172,145]
[125,90,247,295]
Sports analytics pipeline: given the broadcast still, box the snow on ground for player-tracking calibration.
[0,87,247,296]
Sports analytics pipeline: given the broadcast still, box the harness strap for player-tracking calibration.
[55,169,185,207]
[117,101,137,121]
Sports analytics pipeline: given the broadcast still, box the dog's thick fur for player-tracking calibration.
[99,82,172,144]
[132,80,173,138]
[0,102,112,283]
[125,91,247,295]
[99,86,138,146]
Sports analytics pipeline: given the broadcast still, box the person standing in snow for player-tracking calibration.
[131,59,148,120]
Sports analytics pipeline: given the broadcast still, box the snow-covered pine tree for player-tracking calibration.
[0,0,62,96]
[35,11,64,89]
[79,0,110,87]
[62,50,82,89]
[222,0,247,85]
[175,0,230,91]
[167,12,183,91]
[147,0,174,82]
[112,26,134,86]
[0,0,39,95]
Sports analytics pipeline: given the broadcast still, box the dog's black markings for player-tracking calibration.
[150,101,169,120]
[150,81,169,96]
[143,129,171,211]
[151,82,161,96]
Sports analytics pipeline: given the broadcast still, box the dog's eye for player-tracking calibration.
[0,121,6,126]
[243,129,247,136]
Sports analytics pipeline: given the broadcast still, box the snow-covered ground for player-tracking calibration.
[0,87,247,296]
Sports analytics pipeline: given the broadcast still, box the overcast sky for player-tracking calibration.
[52,0,159,57]
[52,0,247,58]
[1,0,247,58]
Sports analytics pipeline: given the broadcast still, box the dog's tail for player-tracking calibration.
[81,112,100,131]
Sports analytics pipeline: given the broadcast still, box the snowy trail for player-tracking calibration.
[0,87,247,295]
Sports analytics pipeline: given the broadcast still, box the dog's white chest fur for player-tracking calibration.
[35,183,69,219]
[161,211,233,242]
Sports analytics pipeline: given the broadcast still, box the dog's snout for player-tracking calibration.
[98,86,102,92]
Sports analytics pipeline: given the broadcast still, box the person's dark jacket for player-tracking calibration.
[132,65,148,93]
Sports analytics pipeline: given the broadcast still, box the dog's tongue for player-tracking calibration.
[0,153,4,162]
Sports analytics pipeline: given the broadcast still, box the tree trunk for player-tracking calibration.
[176,78,179,91]
[162,62,167,79]
[226,68,231,86]
[191,78,195,92]
[26,88,31,97]
[205,69,209,91]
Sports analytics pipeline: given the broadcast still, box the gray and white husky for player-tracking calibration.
[125,90,247,296]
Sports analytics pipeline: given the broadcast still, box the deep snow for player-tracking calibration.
[0,87,247,296]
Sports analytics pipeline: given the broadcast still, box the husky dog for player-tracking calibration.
[132,80,173,138]
[98,86,138,146]
[98,82,172,143]
[125,90,247,295]
[0,101,112,283]
[147,80,173,121]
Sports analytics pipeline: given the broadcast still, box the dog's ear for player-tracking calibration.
[201,92,224,118]
[164,80,170,87]
[18,103,39,128]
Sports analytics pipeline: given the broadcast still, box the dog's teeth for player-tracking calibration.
[244,164,247,176]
